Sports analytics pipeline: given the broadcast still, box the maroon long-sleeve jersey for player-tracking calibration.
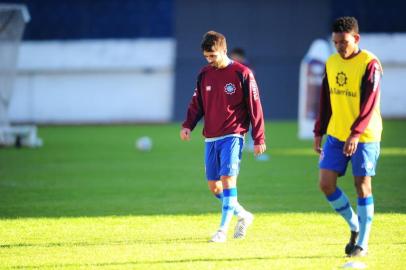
[182,61,265,145]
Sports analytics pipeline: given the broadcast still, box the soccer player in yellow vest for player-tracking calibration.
[313,17,382,257]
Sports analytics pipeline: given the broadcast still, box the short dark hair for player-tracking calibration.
[332,16,359,34]
[230,47,246,58]
[201,31,227,52]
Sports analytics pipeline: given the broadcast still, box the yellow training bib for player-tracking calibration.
[325,50,382,142]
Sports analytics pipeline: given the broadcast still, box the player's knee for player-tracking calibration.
[220,176,236,189]
[354,176,372,197]
[355,184,372,197]
[208,181,222,194]
[209,186,221,194]
[319,180,335,195]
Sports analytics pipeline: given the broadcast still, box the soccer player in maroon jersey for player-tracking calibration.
[180,31,266,242]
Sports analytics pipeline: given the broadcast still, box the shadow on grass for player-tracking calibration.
[0,238,209,249]
[1,197,406,218]
[10,255,345,269]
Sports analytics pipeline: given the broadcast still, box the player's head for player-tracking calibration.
[230,47,247,64]
[331,16,360,59]
[201,31,228,68]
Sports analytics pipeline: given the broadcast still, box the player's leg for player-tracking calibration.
[207,180,248,218]
[349,176,373,257]
[205,140,228,242]
[207,180,223,200]
[320,169,359,254]
[216,175,253,235]
[210,136,252,242]
[319,136,359,254]
[319,168,338,195]
[206,167,246,217]
[205,140,223,200]
[349,142,379,257]
[209,174,238,243]
[216,137,241,235]
[320,169,359,233]
[223,137,253,237]
[225,137,254,238]
[205,136,243,206]
[217,175,254,238]
[217,175,238,234]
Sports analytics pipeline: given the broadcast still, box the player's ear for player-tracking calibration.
[354,33,360,44]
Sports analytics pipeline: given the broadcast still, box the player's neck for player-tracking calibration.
[345,47,361,60]
[217,57,232,69]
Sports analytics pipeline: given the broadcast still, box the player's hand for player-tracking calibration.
[254,144,266,156]
[180,128,191,141]
[343,135,359,156]
[314,136,323,154]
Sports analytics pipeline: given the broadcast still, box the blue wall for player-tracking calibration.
[12,0,173,40]
[332,0,406,33]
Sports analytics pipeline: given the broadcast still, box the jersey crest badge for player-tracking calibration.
[224,83,236,95]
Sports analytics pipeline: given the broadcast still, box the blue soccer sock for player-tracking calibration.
[214,192,246,217]
[219,188,238,232]
[326,187,359,232]
[356,196,374,250]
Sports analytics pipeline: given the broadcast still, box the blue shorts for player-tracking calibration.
[319,135,380,177]
[205,136,244,180]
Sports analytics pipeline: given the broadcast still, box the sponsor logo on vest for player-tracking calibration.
[332,71,356,97]
[336,71,347,87]
[329,88,357,97]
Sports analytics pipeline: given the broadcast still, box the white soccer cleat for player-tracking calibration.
[209,230,227,243]
[233,212,254,239]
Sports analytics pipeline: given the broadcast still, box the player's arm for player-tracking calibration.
[313,71,332,154]
[243,71,266,156]
[180,74,204,141]
[343,59,382,156]
[349,59,382,138]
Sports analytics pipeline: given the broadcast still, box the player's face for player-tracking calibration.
[332,32,360,59]
[203,49,226,68]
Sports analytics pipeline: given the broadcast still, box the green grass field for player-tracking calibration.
[1,121,405,269]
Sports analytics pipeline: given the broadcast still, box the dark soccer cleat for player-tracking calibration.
[348,245,367,257]
[345,231,359,255]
